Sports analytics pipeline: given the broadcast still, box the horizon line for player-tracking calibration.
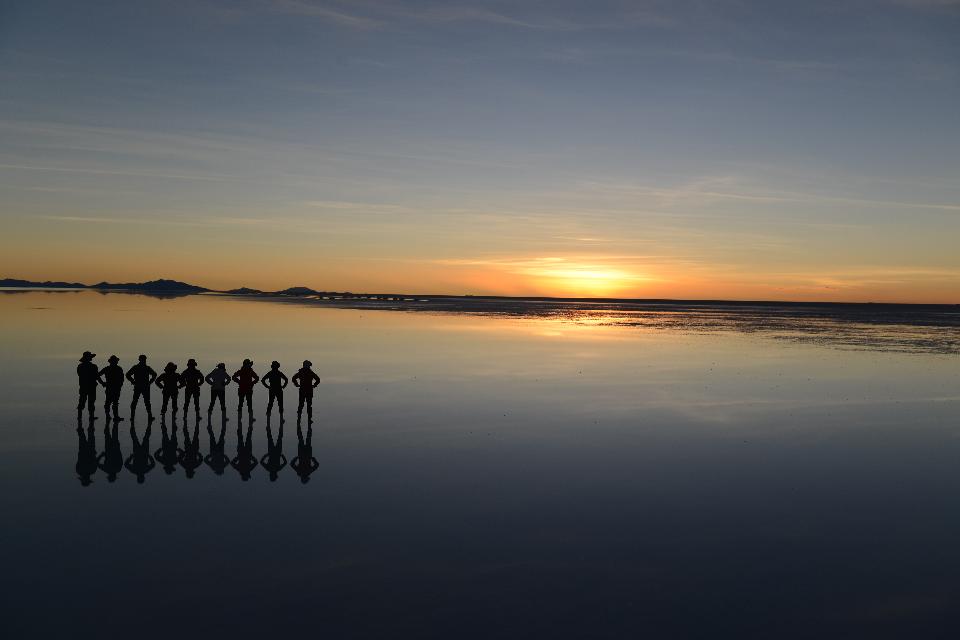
[2,276,958,308]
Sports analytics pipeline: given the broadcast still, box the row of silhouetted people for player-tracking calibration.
[75,413,319,485]
[77,351,321,423]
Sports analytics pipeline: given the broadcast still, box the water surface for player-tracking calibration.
[2,290,958,638]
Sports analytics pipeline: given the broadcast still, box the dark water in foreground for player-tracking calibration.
[1,290,959,638]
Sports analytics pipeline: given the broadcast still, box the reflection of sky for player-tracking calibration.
[3,291,960,634]
[2,2,960,301]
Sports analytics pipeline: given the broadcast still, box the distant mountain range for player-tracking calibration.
[0,278,351,298]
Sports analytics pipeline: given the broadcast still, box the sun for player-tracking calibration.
[526,263,648,297]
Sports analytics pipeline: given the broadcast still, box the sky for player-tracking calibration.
[1,0,958,302]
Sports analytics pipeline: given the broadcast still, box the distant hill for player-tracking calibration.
[0,278,87,289]
[226,287,263,295]
[275,286,319,296]
[90,279,209,293]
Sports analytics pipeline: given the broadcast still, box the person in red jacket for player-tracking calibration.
[232,359,259,421]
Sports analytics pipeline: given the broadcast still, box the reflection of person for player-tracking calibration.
[292,422,319,483]
[76,415,98,486]
[77,351,99,420]
[292,360,320,424]
[204,421,229,476]
[98,355,125,421]
[98,420,124,482]
[205,363,231,419]
[154,417,182,475]
[260,419,287,482]
[262,361,288,421]
[232,359,259,420]
[181,358,204,420]
[125,423,155,484]
[156,362,183,416]
[126,355,157,422]
[231,423,258,481]
[179,421,203,479]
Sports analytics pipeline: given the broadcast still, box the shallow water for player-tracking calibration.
[2,290,959,638]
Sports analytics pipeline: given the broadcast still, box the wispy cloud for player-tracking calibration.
[267,0,382,28]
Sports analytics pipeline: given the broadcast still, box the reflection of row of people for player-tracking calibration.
[75,414,319,485]
[77,352,321,423]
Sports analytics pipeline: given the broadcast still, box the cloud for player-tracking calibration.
[267,0,381,28]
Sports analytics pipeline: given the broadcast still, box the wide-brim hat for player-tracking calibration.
[108,355,119,364]
[187,358,197,367]
[165,362,177,372]
[80,351,95,361]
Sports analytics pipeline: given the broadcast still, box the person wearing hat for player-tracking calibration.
[98,355,125,421]
[126,355,157,421]
[77,351,100,420]
[292,360,320,424]
[181,358,205,421]
[261,360,289,421]
[205,363,231,419]
[232,359,260,421]
[155,362,184,417]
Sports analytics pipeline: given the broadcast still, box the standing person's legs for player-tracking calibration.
[216,389,225,413]
[106,389,119,417]
[131,387,142,417]
[267,389,276,416]
[191,389,200,414]
[305,393,313,422]
[297,392,306,419]
[162,391,170,414]
[142,387,153,418]
[244,390,253,414]
[277,390,284,415]
[84,386,96,415]
[237,389,244,413]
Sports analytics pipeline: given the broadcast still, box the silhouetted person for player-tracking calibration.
[262,361,288,421]
[181,358,204,421]
[205,362,231,420]
[260,418,287,482]
[126,355,157,422]
[179,420,203,479]
[204,419,229,476]
[125,422,155,484]
[154,416,182,475]
[292,422,319,483]
[77,351,99,420]
[98,420,124,483]
[76,415,98,486]
[231,422,258,481]
[156,362,183,416]
[98,355,125,421]
[292,360,320,424]
[232,359,259,421]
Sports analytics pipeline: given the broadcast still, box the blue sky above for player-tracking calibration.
[1,0,958,300]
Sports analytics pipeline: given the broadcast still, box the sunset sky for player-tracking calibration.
[1,0,958,302]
